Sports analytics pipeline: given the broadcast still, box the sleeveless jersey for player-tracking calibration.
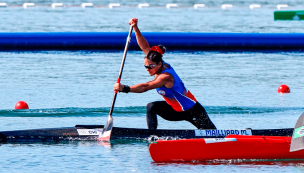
[156,62,197,112]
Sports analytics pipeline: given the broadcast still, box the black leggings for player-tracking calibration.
[146,101,217,130]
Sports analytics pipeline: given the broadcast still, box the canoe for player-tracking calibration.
[149,135,304,162]
[0,125,293,142]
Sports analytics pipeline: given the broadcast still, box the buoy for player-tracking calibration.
[138,3,149,8]
[277,4,288,10]
[166,4,178,9]
[249,4,261,9]
[15,101,29,109]
[222,4,233,10]
[0,3,7,7]
[81,3,93,8]
[109,3,120,8]
[278,84,290,93]
[194,4,205,9]
[23,3,35,9]
[52,3,64,9]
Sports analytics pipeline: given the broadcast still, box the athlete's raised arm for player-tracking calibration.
[129,18,150,55]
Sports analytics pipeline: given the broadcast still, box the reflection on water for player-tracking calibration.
[2,130,304,172]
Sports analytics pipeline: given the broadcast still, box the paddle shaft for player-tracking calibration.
[108,26,133,116]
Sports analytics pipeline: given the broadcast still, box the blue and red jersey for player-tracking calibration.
[156,62,197,112]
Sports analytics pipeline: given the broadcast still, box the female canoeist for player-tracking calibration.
[114,18,217,130]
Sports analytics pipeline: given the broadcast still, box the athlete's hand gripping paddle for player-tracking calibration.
[98,25,133,141]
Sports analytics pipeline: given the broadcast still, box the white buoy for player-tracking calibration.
[81,3,93,8]
[23,3,35,9]
[166,4,178,9]
[109,3,120,8]
[0,3,7,7]
[194,4,205,9]
[277,4,288,10]
[249,4,261,9]
[221,4,233,9]
[138,3,149,8]
[52,3,64,9]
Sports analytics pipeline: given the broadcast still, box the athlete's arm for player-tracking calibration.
[130,74,169,93]
[129,18,150,55]
[114,73,173,93]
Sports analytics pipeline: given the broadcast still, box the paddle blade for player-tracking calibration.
[290,112,304,152]
[98,115,113,142]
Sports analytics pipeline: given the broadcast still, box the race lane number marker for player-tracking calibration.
[77,129,101,136]
[195,129,252,137]
[204,138,237,144]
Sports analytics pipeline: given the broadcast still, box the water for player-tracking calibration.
[0,2,304,33]
[1,2,304,172]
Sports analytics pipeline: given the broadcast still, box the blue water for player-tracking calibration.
[1,2,304,172]
[0,2,304,33]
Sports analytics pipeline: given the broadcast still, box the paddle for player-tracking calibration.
[290,112,304,152]
[98,25,133,141]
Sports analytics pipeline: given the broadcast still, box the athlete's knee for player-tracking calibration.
[146,102,154,111]
[189,112,216,129]
[146,102,159,114]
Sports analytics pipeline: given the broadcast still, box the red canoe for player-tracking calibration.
[149,135,304,162]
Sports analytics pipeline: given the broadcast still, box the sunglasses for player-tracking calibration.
[144,64,157,69]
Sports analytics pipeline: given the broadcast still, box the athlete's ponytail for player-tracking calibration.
[156,45,166,55]
[146,45,166,65]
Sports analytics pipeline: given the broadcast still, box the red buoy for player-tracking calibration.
[15,101,29,109]
[278,84,290,93]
